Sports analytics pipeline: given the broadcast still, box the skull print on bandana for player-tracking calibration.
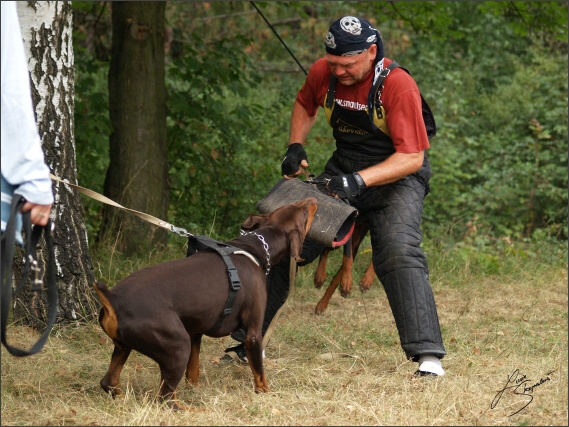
[340,16,362,35]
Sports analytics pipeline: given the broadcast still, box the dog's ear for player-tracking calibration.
[241,213,268,231]
[288,229,305,263]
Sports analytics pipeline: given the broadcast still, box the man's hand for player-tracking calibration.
[326,172,366,200]
[281,143,308,177]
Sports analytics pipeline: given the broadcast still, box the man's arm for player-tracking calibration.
[357,151,425,187]
[284,100,317,176]
[289,101,318,145]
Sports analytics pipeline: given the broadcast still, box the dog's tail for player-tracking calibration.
[93,282,119,340]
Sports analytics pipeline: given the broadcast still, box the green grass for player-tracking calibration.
[1,237,567,426]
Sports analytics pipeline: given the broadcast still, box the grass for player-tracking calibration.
[1,236,567,426]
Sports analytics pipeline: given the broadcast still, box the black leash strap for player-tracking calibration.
[187,235,242,335]
[1,195,58,357]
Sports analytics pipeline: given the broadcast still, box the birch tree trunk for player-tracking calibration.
[15,2,97,325]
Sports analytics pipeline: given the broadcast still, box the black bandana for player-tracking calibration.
[325,16,384,62]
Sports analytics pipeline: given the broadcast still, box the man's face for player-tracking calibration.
[325,44,377,86]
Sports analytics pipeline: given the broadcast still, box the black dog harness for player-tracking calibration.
[186,235,258,335]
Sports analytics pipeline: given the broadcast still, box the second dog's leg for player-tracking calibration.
[359,260,376,292]
[339,241,354,298]
[185,333,203,385]
[313,250,331,289]
[315,270,342,315]
[100,342,131,397]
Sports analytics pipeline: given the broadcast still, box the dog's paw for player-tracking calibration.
[359,280,372,293]
[339,281,352,298]
[313,272,326,289]
[314,302,328,315]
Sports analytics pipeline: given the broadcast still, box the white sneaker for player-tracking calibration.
[416,355,445,376]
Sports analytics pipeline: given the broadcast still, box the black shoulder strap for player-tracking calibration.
[187,235,242,335]
[367,61,401,122]
[325,74,337,109]
[368,61,437,139]
[1,195,58,357]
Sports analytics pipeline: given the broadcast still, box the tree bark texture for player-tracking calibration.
[102,2,169,255]
[15,2,97,325]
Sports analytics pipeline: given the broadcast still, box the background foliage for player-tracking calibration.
[73,1,568,250]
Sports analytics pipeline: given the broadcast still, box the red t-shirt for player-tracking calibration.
[296,57,430,153]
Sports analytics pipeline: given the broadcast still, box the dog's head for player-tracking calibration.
[241,197,318,262]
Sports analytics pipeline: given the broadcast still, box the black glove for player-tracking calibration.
[281,143,308,176]
[326,172,366,200]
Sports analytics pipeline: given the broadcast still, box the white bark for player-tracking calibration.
[17,1,74,157]
[14,2,97,323]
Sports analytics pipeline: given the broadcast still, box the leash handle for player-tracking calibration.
[1,195,58,357]
[299,165,312,179]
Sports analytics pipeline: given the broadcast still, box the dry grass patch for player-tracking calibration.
[2,240,567,425]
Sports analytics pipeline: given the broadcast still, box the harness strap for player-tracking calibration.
[187,235,244,335]
[368,61,400,123]
[325,74,337,109]
[369,61,437,139]
[1,195,58,357]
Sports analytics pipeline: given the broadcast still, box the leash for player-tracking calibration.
[50,174,192,238]
[1,195,58,357]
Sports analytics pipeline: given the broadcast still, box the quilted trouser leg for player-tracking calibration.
[363,175,446,361]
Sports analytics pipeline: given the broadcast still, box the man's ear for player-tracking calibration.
[369,43,377,61]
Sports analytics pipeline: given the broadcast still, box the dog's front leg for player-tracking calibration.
[315,269,342,314]
[313,250,331,289]
[186,333,203,385]
[359,260,375,292]
[245,333,269,392]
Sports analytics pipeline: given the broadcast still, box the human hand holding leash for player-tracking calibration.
[21,202,52,226]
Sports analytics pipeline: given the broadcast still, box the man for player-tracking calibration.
[1,0,53,245]
[226,16,446,377]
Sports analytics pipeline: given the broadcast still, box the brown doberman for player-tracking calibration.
[94,197,318,410]
[312,218,376,315]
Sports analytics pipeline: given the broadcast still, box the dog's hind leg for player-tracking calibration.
[156,342,192,411]
[185,333,203,386]
[100,342,131,397]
